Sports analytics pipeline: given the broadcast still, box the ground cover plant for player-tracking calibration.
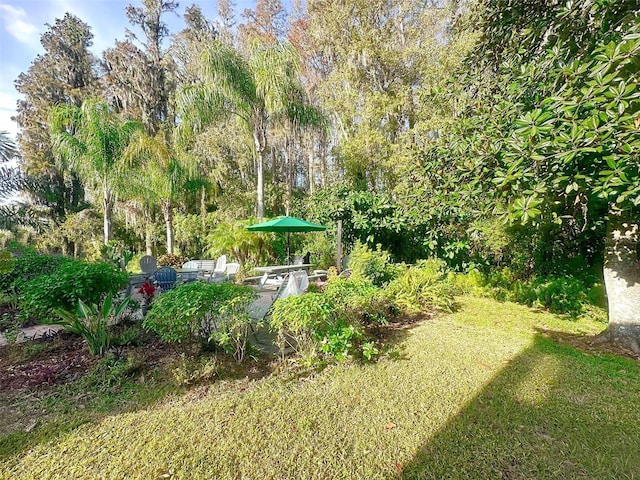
[1,296,637,479]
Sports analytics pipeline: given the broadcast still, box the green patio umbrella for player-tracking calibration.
[246,216,327,263]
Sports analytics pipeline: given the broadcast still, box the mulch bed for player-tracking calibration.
[0,334,95,391]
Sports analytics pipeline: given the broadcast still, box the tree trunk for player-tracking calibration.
[163,201,174,254]
[103,188,112,245]
[145,222,153,256]
[284,147,291,216]
[308,145,314,195]
[602,217,640,353]
[253,127,266,220]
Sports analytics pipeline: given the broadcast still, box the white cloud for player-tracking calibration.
[0,3,39,47]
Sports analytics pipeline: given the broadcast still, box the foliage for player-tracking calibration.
[0,250,14,275]
[348,241,399,287]
[36,209,103,259]
[52,295,130,356]
[270,292,336,359]
[385,260,457,314]
[49,98,142,244]
[100,240,134,270]
[20,260,128,320]
[0,250,69,295]
[169,353,219,387]
[14,14,97,227]
[271,282,386,362]
[137,281,156,306]
[157,253,188,268]
[143,282,256,356]
[323,276,393,326]
[206,219,275,267]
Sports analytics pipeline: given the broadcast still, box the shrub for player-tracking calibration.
[270,293,335,357]
[271,291,380,362]
[385,259,456,314]
[52,295,130,356]
[0,250,69,294]
[157,253,189,268]
[20,260,128,320]
[349,241,400,286]
[0,250,14,274]
[324,277,393,325]
[511,276,588,315]
[143,282,257,358]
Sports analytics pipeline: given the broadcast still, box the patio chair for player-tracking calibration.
[204,255,228,282]
[140,255,157,275]
[209,262,240,283]
[154,266,177,293]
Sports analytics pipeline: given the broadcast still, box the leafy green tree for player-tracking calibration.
[176,39,319,219]
[14,13,98,224]
[121,131,196,254]
[50,98,142,244]
[453,0,640,350]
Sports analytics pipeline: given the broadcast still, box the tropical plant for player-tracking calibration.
[49,98,142,244]
[176,39,323,219]
[52,295,130,356]
[349,242,400,287]
[384,260,456,314]
[121,131,198,253]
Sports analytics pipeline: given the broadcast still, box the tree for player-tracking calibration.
[102,0,177,135]
[0,132,28,229]
[121,131,195,254]
[176,40,319,219]
[14,13,98,224]
[50,99,141,244]
[305,0,468,191]
[454,0,640,350]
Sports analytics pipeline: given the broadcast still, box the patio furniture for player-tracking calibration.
[154,266,178,293]
[199,255,228,282]
[140,255,157,275]
[208,262,240,283]
[176,268,199,283]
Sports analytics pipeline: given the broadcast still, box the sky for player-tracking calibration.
[0,0,259,139]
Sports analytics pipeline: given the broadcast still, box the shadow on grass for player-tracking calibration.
[400,334,640,479]
[0,341,278,465]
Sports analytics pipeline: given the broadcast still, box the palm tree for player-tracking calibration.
[0,131,26,229]
[50,99,141,244]
[122,131,196,254]
[176,40,322,219]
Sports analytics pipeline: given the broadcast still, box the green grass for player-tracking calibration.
[2,297,639,479]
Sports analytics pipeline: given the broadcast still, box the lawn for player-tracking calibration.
[1,296,639,479]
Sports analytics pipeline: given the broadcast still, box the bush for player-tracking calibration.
[453,268,596,316]
[324,277,393,325]
[384,259,456,314]
[349,242,400,286]
[271,293,335,358]
[20,260,128,320]
[0,250,70,295]
[511,276,589,315]
[157,253,189,268]
[271,290,381,362]
[143,282,257,359]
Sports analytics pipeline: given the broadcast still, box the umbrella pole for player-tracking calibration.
[287,232,291,265]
